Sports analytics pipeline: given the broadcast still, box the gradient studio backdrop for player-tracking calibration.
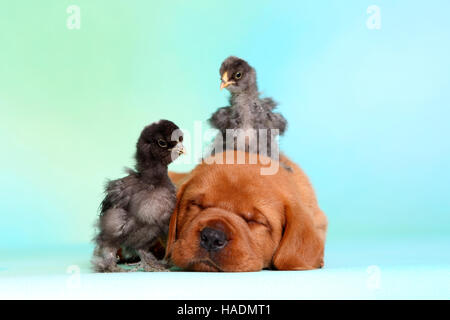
[0,0,449,253]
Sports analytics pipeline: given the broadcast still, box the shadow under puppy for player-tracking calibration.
[92,120,185,272]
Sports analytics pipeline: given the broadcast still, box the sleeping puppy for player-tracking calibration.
[166,151,327,272]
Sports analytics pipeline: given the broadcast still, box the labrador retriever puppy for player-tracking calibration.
[166,151,327,271]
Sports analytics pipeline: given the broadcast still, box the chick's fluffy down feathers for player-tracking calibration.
[92,119,183,272]
[208,56,287,157]
[98,171,175,247]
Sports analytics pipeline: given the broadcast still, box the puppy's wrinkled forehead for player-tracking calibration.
[187,174,266,214]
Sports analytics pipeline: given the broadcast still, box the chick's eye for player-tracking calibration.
[235,72,242,79]
[157,139,167,148]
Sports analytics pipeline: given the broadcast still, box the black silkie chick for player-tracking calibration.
[92,120,185,272]
[208,56,287,157]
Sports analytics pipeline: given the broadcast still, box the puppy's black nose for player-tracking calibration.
[200,227,228,252]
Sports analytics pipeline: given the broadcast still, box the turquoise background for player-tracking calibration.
[1,1,449,251]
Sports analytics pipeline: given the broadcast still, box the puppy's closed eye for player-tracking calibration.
[247,219,266,227]
[187,194,206,210]
[241,210,270,228]
[188,200,203,209]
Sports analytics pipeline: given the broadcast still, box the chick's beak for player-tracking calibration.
[220,71,234,90]
[175,142,186,155]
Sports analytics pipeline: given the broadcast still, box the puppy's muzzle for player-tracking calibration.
[200,227,228,252]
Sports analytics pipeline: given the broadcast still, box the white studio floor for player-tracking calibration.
[1,236,449,299]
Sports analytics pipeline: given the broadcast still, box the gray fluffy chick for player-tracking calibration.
[92,120,185,272]
[208,56,287,158]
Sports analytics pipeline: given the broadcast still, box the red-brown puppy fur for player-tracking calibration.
[166,151,327,271]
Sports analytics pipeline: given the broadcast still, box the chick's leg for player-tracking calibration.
[133,249,169,272]
[92,245,126,273]
[93,208,134,272]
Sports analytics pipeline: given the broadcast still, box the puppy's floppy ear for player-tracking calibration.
[164,179,190,261]
[272,199,324,270]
